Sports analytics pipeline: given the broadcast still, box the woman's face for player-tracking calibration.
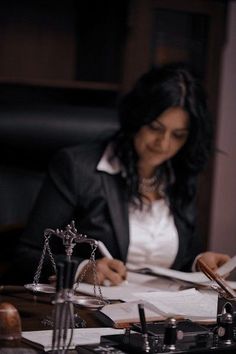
[134,107,189,171]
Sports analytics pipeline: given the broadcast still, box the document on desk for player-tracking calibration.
[76,257,236,301]
[76,271,187,301]
[133,288,218,321]
[127,255,236,285]
[98,288,218,327]
[22,327,125,351]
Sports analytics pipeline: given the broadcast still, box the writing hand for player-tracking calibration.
[197,251,230,273]
[82,257,127,286]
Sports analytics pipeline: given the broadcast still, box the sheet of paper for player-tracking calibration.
[76,271,185,301]
[132,288,218,321]
[22,327,125,351]
[100,300,164,324]
[76,256,236,301]
[226,280,236,289]
[99,289,218,324]
[216,255,236,276]
[127,255,236,285]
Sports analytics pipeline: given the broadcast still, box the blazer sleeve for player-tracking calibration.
[171,188,204,272]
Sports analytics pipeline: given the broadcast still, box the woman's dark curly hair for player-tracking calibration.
[114,62,213,225]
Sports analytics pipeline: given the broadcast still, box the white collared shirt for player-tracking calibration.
[97,144,179,269]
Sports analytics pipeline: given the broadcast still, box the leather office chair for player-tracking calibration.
[0,85,119,278]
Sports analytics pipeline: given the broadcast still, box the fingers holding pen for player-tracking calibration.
[82,257,127,286]
[97,258,127,286]
[198,251,230,272]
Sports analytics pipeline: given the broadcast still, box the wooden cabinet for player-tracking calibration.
[0,0,228,244]
[0,0,128,106]
[0,1,227,98]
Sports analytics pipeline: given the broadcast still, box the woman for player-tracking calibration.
[13,63,229,285]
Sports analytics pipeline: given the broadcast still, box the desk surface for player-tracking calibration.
[0,288,103,353]
[0,288,102,332]
[1,289,236,354]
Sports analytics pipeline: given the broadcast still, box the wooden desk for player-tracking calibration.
[0,288,102,353]
[1,289,236,354]
[0,288,102,331]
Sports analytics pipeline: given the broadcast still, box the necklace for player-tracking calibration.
[139,175,158,193]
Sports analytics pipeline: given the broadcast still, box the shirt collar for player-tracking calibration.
[97,144,174,192]
[97,143,124,175]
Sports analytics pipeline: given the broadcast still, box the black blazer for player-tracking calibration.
[13,144,202,283]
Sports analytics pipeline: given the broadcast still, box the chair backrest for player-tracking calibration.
[0,84,119,277]
[0,87,119,228]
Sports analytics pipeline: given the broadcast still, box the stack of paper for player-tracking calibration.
[75,256,236,328]
[127,255,236,285]
[133,288,218,320]
[22,327,125,351]
[76,271,191,301]
[98,289,218,327]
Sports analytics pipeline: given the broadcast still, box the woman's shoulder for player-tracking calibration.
[47,143,107,199]
[52,143,106,167]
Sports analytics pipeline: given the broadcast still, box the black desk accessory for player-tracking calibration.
[75,260,236,353]
[198,258,236,345]
[138,303,150,352]
[163,318,177,351]
[76,303,236,354]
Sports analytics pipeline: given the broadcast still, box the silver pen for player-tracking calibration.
[97,241,113,259]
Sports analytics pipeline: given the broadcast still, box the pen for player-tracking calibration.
[138,303,150,353]
[97,241,113,259]
[138,303,147,334]
[197,258,236,299]
[97,240,128,286]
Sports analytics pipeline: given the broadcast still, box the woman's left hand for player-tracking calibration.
[197,251,230,272]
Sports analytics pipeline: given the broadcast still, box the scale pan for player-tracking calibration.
[73,295,106,310]
[24,283,56,294]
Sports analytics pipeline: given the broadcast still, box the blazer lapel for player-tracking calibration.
[102,173,129,262]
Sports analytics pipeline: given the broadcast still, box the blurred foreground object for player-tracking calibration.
[0,302,22,340]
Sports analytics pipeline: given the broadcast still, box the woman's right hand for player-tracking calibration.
[81,257,127,286]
